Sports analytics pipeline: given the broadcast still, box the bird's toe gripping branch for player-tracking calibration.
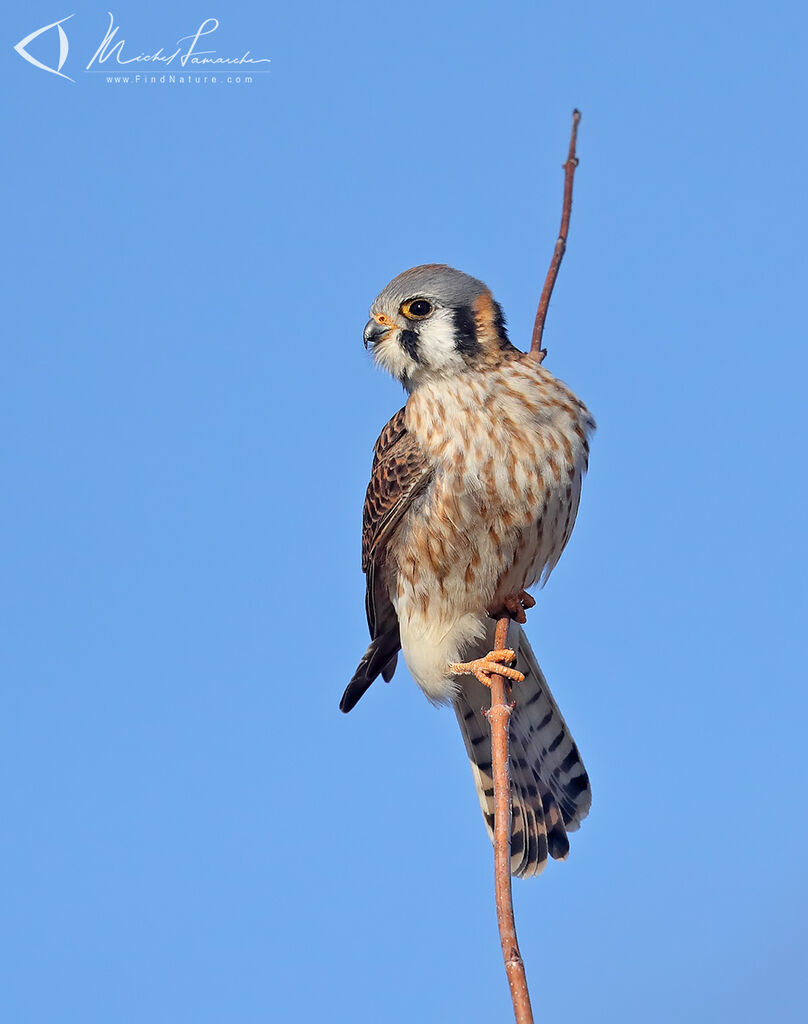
[504,590,536,625]
[450,649,525,688]
[490,590,537,625]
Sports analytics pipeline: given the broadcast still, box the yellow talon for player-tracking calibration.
[450,649,525,688]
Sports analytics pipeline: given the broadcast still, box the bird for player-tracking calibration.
[340,264,596,877]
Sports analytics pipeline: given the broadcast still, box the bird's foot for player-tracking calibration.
[450,649,525,688]
[490,590,536,625]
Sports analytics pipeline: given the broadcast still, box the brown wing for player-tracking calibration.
[361,406,433,574]
[340,407,433,714]
[370,405,408,470]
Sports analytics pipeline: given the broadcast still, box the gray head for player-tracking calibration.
[363,264,514,389]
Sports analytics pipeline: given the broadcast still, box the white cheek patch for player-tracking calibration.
[417,309,466,375]
[369,308,467,387]
[372,332,418,382]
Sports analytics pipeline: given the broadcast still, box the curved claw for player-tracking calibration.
[491,591,536,625]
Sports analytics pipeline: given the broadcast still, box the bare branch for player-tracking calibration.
[487,615,534,1024]
[529,109,582,361]
[486,110,584,1019]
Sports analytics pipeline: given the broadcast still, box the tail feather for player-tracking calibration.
[538,778,570,861]
[453,620,590,878]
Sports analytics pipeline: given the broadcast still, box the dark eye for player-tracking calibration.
[402,298,433,320]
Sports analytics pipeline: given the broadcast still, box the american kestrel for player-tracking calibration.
[341,264,595,877]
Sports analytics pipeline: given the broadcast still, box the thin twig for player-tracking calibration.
[487,615,534,1024]
[486,111,582,1021]
[529,109,582,361]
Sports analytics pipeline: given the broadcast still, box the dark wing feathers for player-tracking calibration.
[370,406,408,465]
[339,626,401,713]
[361,408,432,574]
[341,407,433,713]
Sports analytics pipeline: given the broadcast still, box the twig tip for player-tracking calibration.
[528,109,582,359]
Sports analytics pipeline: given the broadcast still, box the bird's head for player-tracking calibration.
[363,264,515,390]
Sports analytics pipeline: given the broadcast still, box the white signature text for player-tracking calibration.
[86,13,272,70]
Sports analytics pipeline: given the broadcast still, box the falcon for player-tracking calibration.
[340,264,596,877]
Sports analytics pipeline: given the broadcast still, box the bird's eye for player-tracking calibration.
[402,298,433,320]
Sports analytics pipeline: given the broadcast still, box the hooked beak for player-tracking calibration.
[363,318,394,349]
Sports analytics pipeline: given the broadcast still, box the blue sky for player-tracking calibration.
[3,1,806,1021]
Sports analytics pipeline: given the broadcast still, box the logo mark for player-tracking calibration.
[14,14,75,81]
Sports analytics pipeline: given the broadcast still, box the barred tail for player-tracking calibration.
[453,621,591,878]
